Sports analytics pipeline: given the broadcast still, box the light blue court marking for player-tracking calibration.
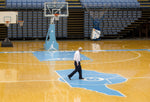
[0,51,34,53]
[147,49,150,52]
[103,49,148,52]
[56,69,127,97]
[0,49,148,54]
[33,51,91,61]
[83,49,148,52]
[59,78,65,82]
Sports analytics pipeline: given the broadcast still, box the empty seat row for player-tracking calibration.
[6,0,65,9]
[80,0,140,8]
[7,0,65,2]
[81,2,140,8]
[81,0,139,3]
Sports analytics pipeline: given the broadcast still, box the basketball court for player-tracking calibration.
[0,0,150,102]
[0,40,150,102]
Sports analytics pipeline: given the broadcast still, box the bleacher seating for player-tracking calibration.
[80,0,141,8]
[5,0,145,39]
[84,10,142,38]
[81,0,142,38]
[6,0,66,9]
[7,11,67,39]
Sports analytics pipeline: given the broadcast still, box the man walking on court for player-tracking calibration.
[68,47,84,80]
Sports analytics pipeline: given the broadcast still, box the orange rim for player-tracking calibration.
[5,21,10,24]
[54,14,59,17]
[18,20,24,23]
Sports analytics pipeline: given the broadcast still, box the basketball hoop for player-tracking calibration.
[54,14,59,21]
[5,21,10,27]
[18,20,24,27]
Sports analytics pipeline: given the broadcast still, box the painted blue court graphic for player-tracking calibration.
[0,49,149,54]
[32,49,150,61]
[33,51,91,61]
[56,69,127,97]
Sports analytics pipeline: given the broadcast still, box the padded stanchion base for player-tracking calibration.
[1,38,13,47]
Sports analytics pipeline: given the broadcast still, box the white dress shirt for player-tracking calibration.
[74,50,81,64]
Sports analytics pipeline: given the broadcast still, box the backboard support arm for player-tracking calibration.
[44,2,68,51]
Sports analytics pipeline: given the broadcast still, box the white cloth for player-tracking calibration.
[74,50,81,64]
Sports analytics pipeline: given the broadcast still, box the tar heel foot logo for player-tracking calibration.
[56,69,128,97]
[84,77,104,81]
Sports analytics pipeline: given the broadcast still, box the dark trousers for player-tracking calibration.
[68,61,82,79]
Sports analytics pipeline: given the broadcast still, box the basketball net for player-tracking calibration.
[54,14,59,21]
[18,20,24,27]
[5,21,10,27]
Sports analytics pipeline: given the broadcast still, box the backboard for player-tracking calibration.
[0,11,18,24]
[44,2,68,17]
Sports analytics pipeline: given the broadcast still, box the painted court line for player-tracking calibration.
[130,77,150,79]
[0,51,141,65]
[0,49,149,54]
[0,80,59,83]
[55,71,72,87]
[102,51,141,63]
[0,49,145,65]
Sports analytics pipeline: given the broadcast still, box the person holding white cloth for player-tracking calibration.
[68,47,84,80]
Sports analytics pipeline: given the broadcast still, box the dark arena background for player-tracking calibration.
[0,0,149,40]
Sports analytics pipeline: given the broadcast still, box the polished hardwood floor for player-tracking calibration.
[0,40,149,102]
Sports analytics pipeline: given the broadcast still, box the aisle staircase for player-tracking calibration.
[0,0,5,9]
[67,0,84,38]
[66,0,82,8]
[0,0,7,40]
[67,9,84,38]
[0,24,7,40]
[118,0,150,38]
[138,0,150,8]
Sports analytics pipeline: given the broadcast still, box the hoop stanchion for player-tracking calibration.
[43,2,68,51]
[44,24,59,51]
[81,0,109,40]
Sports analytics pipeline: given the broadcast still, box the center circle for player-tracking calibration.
[84,77,104,81]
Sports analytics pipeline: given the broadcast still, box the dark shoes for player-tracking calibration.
[79,78,84,80]
[68,75,84,80]
[68,75,71,80]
